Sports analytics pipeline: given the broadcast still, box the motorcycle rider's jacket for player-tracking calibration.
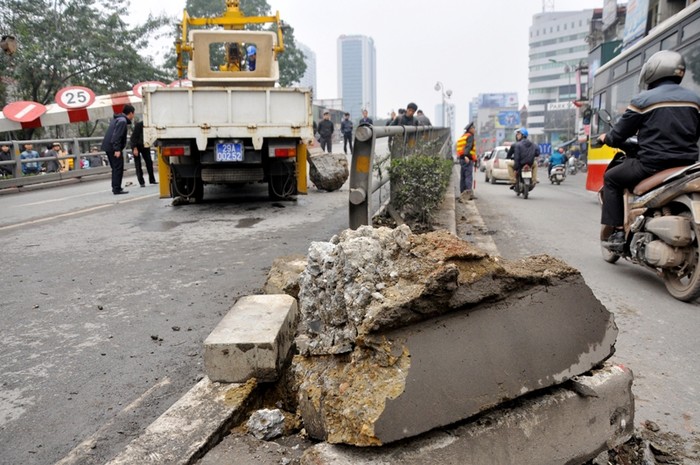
[549,152,566,166]
[604,80,700,171]
[513,139,539,171]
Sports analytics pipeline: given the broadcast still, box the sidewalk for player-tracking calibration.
[107,166,499,465]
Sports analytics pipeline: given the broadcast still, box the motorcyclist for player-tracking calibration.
[597,50,700,247]
[507,127,539,189]
[549,147,567,176]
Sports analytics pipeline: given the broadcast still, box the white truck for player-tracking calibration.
[143,5,314,201]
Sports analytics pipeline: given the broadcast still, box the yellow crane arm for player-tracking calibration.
[175,1,285,79]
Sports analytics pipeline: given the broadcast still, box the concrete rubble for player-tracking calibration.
[308,152,349,192]
[293,225,620,446]
[247,408,286,441]
[262,254,307,299]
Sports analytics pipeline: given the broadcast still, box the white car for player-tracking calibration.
[483,146,512,184]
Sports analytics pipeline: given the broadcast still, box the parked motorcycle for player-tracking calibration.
[514,164,533,199]
[549,164,566,185]
[595,136,700,301]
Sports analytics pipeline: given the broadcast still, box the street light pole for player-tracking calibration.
[434,81,452,128]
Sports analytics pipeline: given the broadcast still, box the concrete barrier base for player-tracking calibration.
[301,363,634,465]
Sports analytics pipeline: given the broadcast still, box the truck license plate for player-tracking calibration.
[216,143,243,162]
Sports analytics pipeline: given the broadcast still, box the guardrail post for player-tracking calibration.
[349,125,375,229]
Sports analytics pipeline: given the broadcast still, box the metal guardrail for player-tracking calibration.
[348,125,452,229]
[0,136,149,190]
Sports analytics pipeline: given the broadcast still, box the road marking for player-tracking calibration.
[18,190,109,207]
[54,377,172,465]
[0,194,158,231]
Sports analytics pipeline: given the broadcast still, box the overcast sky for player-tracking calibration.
[130,0,604,125]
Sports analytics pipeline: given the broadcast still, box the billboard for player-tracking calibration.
[496,110,521,127]
[622,0,649,48]
[479,93,518,108]
[602,0,618,30]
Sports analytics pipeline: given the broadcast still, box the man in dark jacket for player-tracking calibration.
[508,127,539,188]
[598,51,700,246]
[101,104,135,194]
[359,109,373,126]
[130,120,157,187]
[0,142,14,177]
[317,111,334,153]
[340,112,353,154]
[390,102,419,126]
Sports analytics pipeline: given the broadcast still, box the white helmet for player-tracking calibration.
[638,50,685,90]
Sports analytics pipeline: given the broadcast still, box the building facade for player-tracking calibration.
[528,9,594,145]
[295,42,317,93]
[337,35,377,121]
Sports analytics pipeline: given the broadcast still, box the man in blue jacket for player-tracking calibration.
[101,104,135,195]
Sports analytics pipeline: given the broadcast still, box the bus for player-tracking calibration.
[586,1,700,192]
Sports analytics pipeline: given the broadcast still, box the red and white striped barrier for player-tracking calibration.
[0,92,143,133]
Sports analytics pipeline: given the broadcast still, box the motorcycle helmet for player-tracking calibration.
[638,50,685,90]
[515,127,528,138]
[246,45,257,57]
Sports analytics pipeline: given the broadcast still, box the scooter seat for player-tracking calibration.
[633,166,693,195]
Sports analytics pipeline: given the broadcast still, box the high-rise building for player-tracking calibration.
[337,35,376,121]
[295,42,317,94]
[528,10,593,145]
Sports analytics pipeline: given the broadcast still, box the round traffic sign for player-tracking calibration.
[133,81,166,98]
[55,86,96,109]
[2,101,48,123]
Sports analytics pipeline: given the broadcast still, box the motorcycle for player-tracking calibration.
[514,164,533,199]
[567,156,578,175]
[549,164,566,185]
[595,134,700,302]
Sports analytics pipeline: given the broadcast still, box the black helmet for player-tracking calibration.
[638,50,685,90]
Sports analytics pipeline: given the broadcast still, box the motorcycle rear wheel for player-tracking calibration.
[662,212,700,301]
[601,244,620,263]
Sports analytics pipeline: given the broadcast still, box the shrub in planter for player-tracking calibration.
[389,154,453,225]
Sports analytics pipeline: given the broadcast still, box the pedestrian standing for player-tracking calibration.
[317,111,334,153]
[20,143,41,175]
[359,109,373,125]
[101,104,135,195]
[41,142,62,173]
[341,112,353,154]
[456,122,477,200]
[130,120,157,187]
[1,142,15,177]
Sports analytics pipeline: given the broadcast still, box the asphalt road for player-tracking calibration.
[0,168,354,465]
[469,168,699,456]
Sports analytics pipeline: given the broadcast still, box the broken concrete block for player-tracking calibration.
[299,364,634,465]
[204,295,298,383]
[298,225,586,356]
[263,254,307,299]
[309,153,349,192]
[294,226,619,445]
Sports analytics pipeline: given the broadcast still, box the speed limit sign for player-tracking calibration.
[55,86,96,109]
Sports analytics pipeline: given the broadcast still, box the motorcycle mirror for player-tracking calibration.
[598,109,612,125]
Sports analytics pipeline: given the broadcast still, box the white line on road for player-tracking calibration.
[0,194,158,231]
[54,377,172,465]
[17,190,110,207]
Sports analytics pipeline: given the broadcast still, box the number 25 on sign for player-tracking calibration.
[55,86,96,110]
